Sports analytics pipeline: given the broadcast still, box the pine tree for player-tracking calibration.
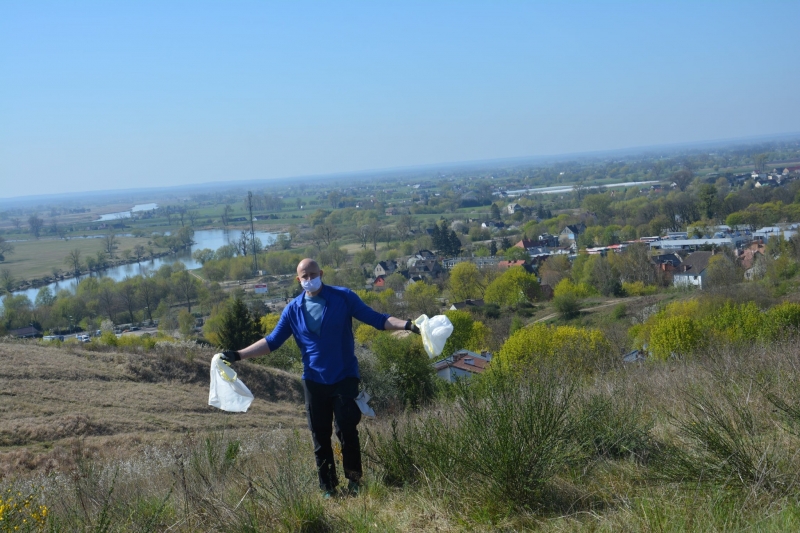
[490,240,498,257]
[430,224,442,251]
[217,297,261,350]
[447,229,462,257]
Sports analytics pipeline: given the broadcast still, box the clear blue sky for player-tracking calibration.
[1,1,798,199]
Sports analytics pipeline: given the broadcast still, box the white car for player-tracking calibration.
[75,334,91,343]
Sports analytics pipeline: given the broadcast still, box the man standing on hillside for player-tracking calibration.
[219,258,419,497]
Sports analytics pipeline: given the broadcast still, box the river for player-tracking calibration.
[6,229,279,307]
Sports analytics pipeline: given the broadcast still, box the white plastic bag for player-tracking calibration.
[414,314,454,358]
[208,354,254,412]
[354,390,375,419]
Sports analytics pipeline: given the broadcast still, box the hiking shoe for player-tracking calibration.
[322,489,337,500]
[346,481,360,496]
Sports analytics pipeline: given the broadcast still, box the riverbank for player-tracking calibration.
[7,248,179,294]
[1,235,160,292]
[3,227,282,301]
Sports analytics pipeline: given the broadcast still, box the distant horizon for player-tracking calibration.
[3,2,798,200]
[2,130,799,206]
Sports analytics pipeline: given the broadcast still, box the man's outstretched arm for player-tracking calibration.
[384,316,420,334]
[221,338,271,363]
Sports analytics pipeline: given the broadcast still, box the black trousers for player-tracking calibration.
[302,377,362,490]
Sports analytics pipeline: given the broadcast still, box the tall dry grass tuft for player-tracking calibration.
[648,339,800,496]
[365,368,653,513]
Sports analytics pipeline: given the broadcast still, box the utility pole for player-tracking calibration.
[247,191,258,274]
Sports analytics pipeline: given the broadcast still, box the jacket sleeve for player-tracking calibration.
[265,306,294,351]
[347,289,390,330]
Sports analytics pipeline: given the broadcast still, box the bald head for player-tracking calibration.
[297,258,320,277]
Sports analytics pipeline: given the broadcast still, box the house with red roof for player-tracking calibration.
[433,349,492,382]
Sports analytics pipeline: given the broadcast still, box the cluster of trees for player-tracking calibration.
[58,229,194,280]
[446,262,545,308]
[430,220,462,257]
[0,263,209,336]
[632,299,800,360]
[246,193,284,212]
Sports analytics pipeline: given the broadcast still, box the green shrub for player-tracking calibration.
[553,278,594,299]
[99,330,118,346]
[705,301,764,345]
[441,309,488,355]
[371,333,436,409]
[648,315,705,360]
[622,281,657,296]
[367,370,581,508]
[764,302,800,340]
[483,266,540,306]
[496,323,613,375]
[553,292,581,320]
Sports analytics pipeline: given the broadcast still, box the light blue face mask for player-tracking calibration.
[300,276,322,293]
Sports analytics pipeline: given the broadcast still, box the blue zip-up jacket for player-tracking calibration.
[265,284,390,384]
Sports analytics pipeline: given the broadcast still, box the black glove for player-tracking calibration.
[405,320,421,335]
[220,350,241,364]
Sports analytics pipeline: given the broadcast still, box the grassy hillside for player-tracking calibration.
[5,336,800,531]
[0,339,305,477]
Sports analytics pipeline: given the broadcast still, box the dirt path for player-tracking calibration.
[533,296,641,323]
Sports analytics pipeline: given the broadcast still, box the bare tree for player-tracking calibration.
[222,204,232,226]
[28,214,44,238]
[172,270,199,312]
[118,278,138,324]
[0,236,14,262]
[572,180,587,201]
[328,190,343,209]
[611,243,656,285]
[103,233,117,258]
[319,246,348,267]
[47,218,67,239]
[10,218,21,232]
[314,222,338,248]
[237,231,250,256]
[138,276,158,322]
[754,153,770,173]
[0,268,14,293]
[95,250,108,270]
[133,244,146,264]
[396,214,413,240]
[65,249,82,276]
[705,251,743,290]
[367,219,382,251]
[187,210,198,226]
[98,285,119,322]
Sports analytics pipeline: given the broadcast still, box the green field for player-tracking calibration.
[1,236,157,282]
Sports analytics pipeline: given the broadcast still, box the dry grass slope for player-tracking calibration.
[0,339,306,477]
